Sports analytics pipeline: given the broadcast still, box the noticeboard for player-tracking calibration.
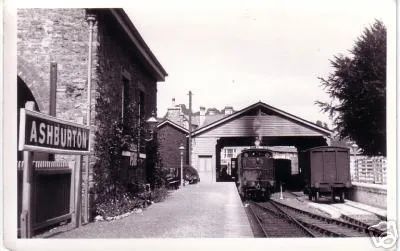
[19,108,90,155]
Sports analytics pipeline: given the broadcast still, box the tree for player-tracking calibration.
[316,20,386,156]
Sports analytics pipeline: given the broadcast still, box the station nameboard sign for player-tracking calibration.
[19,109,90,154]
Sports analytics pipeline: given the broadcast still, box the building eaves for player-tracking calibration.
[157,119,189,134]
[109,9,168,81]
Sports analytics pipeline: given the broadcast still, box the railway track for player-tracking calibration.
[270,199,384,237]
[285,193,385,234]
[248,201,315,237]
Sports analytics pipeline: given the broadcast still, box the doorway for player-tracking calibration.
[198,156,213,183]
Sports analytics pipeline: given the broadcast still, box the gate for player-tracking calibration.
[18,161,75,234]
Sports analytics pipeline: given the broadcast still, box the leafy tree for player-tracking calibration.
[316,20,386,156]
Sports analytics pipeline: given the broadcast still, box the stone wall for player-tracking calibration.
[17,8,94,123]
[17,9,161,218]
[94,10,157,126]
[93,9,158,184]
[348,182,387,209]
[17,8,158,162]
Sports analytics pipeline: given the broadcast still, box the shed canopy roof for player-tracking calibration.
[191,101,332,138]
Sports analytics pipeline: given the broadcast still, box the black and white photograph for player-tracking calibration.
[2,0,397,250]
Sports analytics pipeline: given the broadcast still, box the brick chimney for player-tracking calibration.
[207,108,218,115]
[166,98,182,125]
[224,106,234,115]
[199,106,206,126]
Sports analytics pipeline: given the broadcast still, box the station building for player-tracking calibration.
[17,8,167,211]
[190,102,332,183]
[159,100,330,183]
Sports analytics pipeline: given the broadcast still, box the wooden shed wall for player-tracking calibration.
[192,137,218,179]
[197,115,323,138]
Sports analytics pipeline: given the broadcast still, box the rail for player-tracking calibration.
[247,203,269,237]
[271,198,383,237]
[250,201,315,237]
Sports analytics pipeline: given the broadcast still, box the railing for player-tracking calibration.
[352,157,386,184]
[18,160,75,233]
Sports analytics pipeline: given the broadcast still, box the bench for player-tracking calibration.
[166,177,180,190]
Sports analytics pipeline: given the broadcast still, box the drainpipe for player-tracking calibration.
[49,62,57,161]
[85,13,96,224]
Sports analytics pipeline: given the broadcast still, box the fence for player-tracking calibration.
[18,160,75,234]
[352,156,387,184]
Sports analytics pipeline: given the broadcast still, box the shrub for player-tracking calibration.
[151,187,169,203]
[95,192,144,218]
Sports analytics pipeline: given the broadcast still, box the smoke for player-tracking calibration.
[253,110,262,146]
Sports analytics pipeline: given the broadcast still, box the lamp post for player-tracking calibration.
[136,111,157,183]
[179,144,185,187]
[145,112,158,141]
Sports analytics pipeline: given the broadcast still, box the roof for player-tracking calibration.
[303,146,350,152]
[191,101,333,137]
[108,9,168,81]
[202,114,225,126]
[157,119,189,134]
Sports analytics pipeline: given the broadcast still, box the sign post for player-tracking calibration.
[19,105,90,238]
[20,102,36,238]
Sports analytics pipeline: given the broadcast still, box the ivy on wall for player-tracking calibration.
[91,86,168,217]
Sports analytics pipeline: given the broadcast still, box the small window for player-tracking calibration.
[121,76,130,122]
[139,90,145,118]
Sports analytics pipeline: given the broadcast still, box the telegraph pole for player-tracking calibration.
[188,91,192,166]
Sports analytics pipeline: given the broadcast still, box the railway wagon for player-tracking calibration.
[300,146,351,202]
[237,148,275,201]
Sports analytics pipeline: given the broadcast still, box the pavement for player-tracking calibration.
[47,182,253,238]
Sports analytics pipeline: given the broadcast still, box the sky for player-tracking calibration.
[125,0,392,126]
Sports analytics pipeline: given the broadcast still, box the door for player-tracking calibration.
[198,156,213,183]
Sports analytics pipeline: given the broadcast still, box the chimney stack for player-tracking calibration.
[166,98,181,125]
[199,106,206,126]
[207,108,217,116]
[224,106,233,115]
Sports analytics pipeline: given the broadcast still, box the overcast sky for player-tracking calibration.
[125,0,391,126]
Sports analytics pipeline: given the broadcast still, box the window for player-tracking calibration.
[121,76,130,122]
[224,148,236,158]
[138,90,145,118]
[121,69,131,123]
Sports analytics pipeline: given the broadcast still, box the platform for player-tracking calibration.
[49,182,253,238]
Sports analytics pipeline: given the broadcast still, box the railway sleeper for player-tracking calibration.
[253,202,315,237]
[302,218,367,237]
[272,200,367,233]
[340,214,384,237]
[284,211,367,236]
[297,220,345,237]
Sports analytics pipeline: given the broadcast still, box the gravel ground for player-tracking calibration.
[46,183,253,238]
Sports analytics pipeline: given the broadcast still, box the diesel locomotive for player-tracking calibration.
[236,148,275,201]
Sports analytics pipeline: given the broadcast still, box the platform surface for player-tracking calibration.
[49,182,253,238]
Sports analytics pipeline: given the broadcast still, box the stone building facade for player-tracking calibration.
[17,8,167,214]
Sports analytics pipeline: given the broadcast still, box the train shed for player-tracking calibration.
[190,101,332,183]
